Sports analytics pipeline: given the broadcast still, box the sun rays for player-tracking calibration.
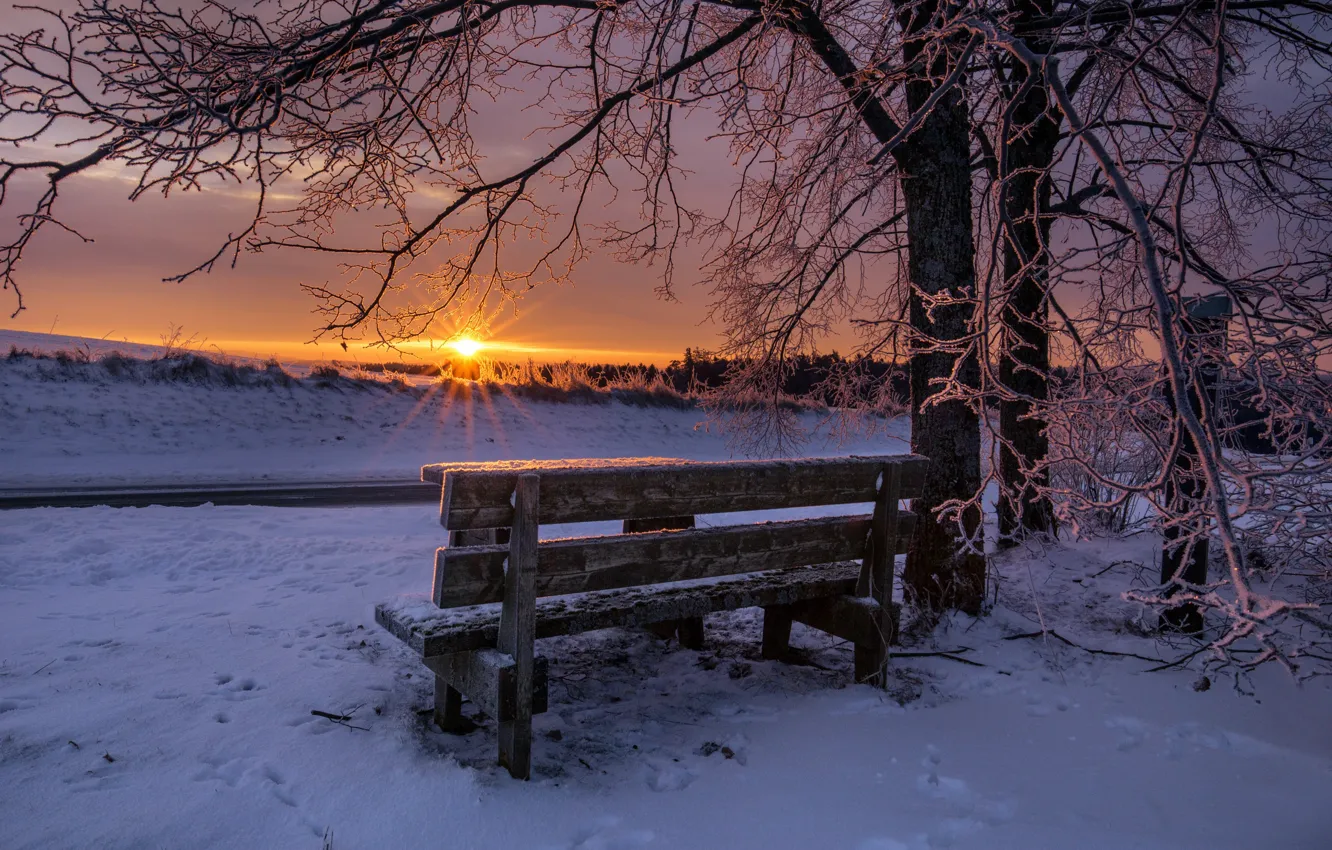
[449,337,483,358]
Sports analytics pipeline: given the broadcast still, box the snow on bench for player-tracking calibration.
[375,454,925,779]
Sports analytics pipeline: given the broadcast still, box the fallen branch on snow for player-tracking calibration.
[1003,630,1164,665]
[311,709,368,731]
[892,649,986,667]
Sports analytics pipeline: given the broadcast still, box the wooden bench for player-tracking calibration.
[375,454,925,779]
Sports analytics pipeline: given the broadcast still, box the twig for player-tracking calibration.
[311,709,368,731]
[1143,643,1211,673]
[1003,629,1164,664]
[893,650,986,667]
[1083,560,1137,580]
[1145,645,1296,673]
[889,650,985,668]
[311,710,352,721]
[1025,561,1064,684]
[32,659,55,675]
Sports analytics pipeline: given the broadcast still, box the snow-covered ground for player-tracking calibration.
[2,360,1330,849]
[0,328,341,375]
[3,345,888,487]
[1,329,180,362]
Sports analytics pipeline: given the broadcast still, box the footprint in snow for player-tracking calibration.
[644,760,698,792]
[152,688,189,700]
[915,745,1015,838]
[209,674,264,703]
[1163,721,1231,759]
[565,816,654,849]
[1105,716,1149,752]
[192,756,298,808]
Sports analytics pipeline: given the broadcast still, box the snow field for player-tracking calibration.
[2,361,1331,849]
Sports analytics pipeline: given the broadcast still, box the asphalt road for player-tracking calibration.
[0,481,442,510]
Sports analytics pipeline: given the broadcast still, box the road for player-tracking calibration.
[0,480,442,510]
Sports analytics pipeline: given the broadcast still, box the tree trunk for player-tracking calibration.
[780,0,986,614]
[898,7,986,616]
[997,0,1059,544]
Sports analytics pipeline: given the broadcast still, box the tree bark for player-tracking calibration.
[997,0,1058,544]
[774,0,986,614]
[897,3,986,615]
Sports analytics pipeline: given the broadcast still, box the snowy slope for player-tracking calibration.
[1,329,180,362]
[1,367,1330,850]
[0,353,905,487]
[0,329,330,371]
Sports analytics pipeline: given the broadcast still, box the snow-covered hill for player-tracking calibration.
[0,349,904,488]
[1,365,1329,850]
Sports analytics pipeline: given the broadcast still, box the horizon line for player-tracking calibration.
[0,328,692,366]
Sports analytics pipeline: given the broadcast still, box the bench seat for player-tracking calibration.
[376,560,878,657]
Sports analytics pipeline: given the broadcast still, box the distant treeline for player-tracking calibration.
[591,349,909,404]
[349,348,909,405]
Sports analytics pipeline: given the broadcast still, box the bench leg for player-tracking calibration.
[646,621,678,640]
[761,605,793,660]
[647,617,706,648]
[498,474,539,780]
[854,644,888,688]
[677,617,705,651]
[853,604,896,689]
[433,677,467,733]
[854,461,901,690]
[625,517,701,652]
[497,701,533,780]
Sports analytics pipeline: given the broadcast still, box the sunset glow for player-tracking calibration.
[450,337,483,358]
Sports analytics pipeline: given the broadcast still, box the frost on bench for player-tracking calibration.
[421,456,686,484]
[425,454,927,530]
[376,561,865,657]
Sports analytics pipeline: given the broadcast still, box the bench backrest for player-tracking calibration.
[422,455,926,608]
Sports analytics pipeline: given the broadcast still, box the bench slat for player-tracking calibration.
[427,455,926,530]
[378,561,881,656]
[433,512,916,608]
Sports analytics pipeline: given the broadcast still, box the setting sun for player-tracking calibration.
[449,337,483,358]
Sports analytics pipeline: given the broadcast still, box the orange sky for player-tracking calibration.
[0,48,764,366]
[1,167,730,365]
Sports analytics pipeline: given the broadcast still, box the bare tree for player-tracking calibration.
[3,0,1332,667]
[0,0,992,613]
[952,4,1332,675]
[988,0,1059,544]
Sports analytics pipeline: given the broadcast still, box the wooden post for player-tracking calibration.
[433,676,466,733]
[855,463,901,688]
[624,515,704,649]
[497,475,539,779]
[676,617,705,651]
[434,527,510,732]
[761,604,793,660]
